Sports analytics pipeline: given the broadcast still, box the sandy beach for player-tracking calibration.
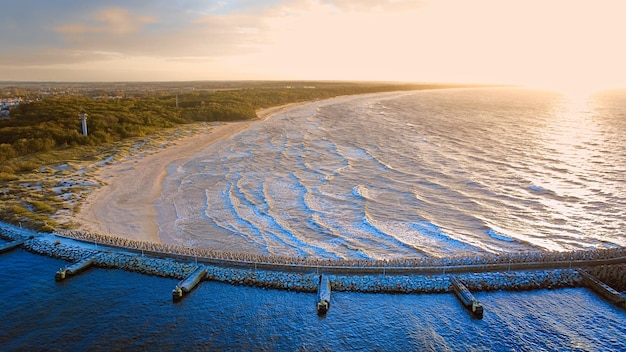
[74,104,298,243]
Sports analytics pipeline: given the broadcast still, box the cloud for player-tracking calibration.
[2,0,625,85]
[0,48,126,66]
[0,2,276,67]
[55,8,157,36]
[0,0,432,80]
[3,0,418,69]
[0,0,296,81]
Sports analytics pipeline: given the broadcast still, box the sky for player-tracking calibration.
[1,0,625,91]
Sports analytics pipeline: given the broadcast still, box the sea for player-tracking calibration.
[2,88,625,351]
[156,88,626,258]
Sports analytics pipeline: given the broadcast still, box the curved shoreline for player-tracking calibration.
[74,104,301,244]
[68,92,624,260]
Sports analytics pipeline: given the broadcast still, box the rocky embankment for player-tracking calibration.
[204,266,581,293]
[0,223,589,294]
[53,229,626,272]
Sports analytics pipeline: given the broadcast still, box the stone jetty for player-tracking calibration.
[1,222,625,297]
[579,270,626,308]
[172,265,208,301]
[316,274,331,314]
[451,276,483,318]
[55,254,99,281]
[0,240,23,254]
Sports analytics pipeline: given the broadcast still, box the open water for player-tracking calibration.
[157,88,626,259]
[1,248,625,351]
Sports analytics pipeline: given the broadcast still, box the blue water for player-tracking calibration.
[1,248,624,351]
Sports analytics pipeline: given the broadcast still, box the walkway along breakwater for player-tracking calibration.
[450,276,484,318]
[55,254,99,281]
[172,265,208,301]
[1,222,626,310]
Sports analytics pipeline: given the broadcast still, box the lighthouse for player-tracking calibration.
[79,112,88,136]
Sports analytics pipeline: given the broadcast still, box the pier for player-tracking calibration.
[450,276,483,318]
[316,274,331,315]
[55,254,98,281]
[0,240,23,254]
[579,270,626,309]
[172,265,207,301]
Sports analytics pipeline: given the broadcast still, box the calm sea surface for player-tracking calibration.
[3,88,626,350]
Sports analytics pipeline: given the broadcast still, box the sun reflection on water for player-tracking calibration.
[532,90,625,248]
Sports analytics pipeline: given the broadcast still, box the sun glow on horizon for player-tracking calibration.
[518,77,624,101]
[239,0,626,94]
[1,0,625,86]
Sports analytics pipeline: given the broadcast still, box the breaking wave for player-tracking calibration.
[156,88,626,259]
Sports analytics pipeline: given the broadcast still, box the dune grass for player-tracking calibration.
[0,122,214,232]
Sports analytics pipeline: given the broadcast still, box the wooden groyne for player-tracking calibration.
[579,270,626,309]
[172,265,207,301]
[450,276,483,318]
[0,240,23,254]
[584,264,626,293]
[55,254,98,281]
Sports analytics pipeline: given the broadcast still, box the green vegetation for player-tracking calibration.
[1,81,467,163]
[0,80,479,231]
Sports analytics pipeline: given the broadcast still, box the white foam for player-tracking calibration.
[487,229,515,242]
[153,89,626,258]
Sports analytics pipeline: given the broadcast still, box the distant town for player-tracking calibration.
[1,80,469,120]
[0,80,318,119]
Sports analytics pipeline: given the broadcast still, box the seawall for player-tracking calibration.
[50,229,626,273]
[0,223,600,294]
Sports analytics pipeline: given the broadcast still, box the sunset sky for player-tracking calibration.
[1,0,624,90]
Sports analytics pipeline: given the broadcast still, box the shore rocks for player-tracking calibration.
[53,228,626,271]
[23,236,98,262]
[0,223,616,294]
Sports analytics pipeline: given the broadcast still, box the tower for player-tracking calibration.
[79,112,88,136]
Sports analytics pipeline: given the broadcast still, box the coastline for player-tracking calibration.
[74,103,303,244]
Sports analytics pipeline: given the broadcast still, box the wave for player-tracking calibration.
[155,88,626,259]
[352,184,369,200]
[487,229,516,242]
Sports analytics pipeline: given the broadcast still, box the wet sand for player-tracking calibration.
[74,104,299,243]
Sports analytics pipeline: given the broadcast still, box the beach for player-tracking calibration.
[74,104,297,244]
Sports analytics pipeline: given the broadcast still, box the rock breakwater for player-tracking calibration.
[0,222,621,294]
[53,229,626,272]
